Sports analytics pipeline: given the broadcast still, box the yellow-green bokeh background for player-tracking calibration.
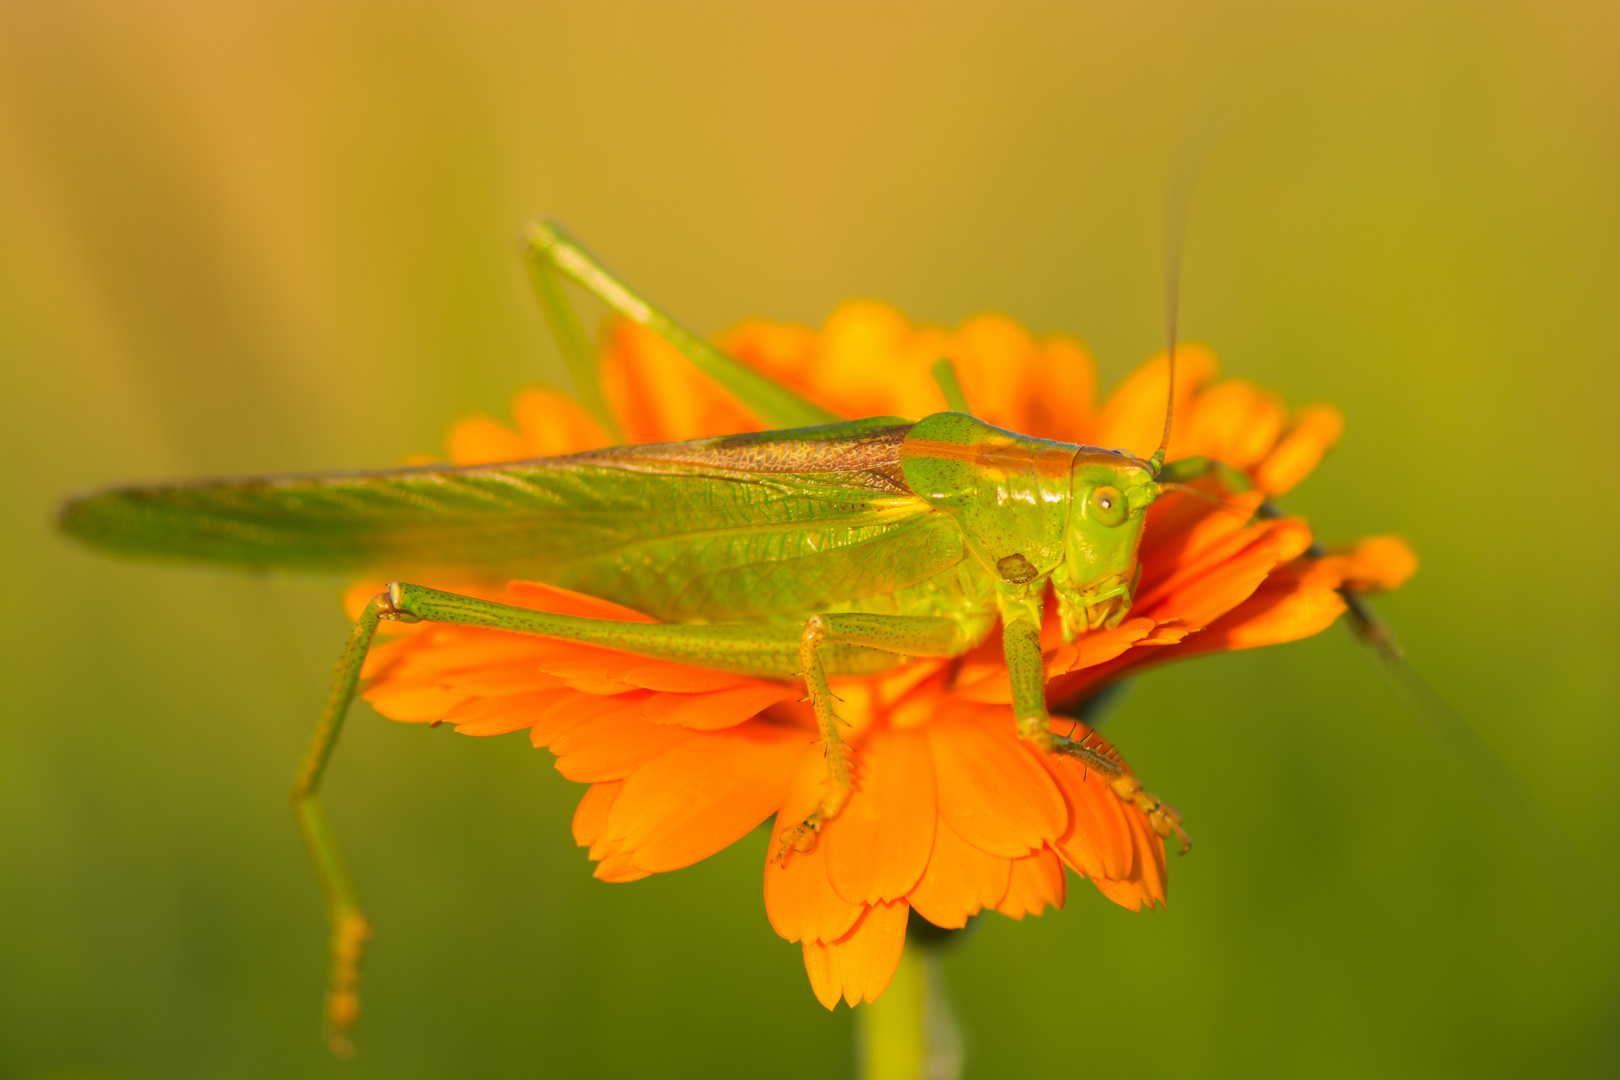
[3,3,1617,1076]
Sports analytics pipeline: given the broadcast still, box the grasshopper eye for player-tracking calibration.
[1088,484,1129,527]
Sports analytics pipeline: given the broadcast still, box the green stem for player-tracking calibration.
[859,943,961,1080]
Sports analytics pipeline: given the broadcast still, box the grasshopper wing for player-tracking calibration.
[59,419,966,621]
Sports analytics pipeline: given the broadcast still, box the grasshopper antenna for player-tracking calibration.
[1267,511,1590,892]
[1346,592,1578,848]
[1156,481,1252,515]
[1323,561,1602,909]
[1149,115,1222,478]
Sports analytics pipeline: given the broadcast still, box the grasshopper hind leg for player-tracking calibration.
[288,583,982,1031]
[291,592,397,1056]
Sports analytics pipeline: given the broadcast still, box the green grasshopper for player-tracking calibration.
[59,222,1212,1050]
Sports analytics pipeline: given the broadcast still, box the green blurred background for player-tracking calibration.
[2,2,1616,1076]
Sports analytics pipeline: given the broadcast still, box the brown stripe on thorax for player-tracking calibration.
[901,437,1079,479]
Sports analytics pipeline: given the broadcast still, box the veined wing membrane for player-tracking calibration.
[58,419,965,621]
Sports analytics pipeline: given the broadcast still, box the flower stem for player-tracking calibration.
[858,941,962,1080]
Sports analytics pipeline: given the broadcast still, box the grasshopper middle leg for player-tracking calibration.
[777,612,977,860]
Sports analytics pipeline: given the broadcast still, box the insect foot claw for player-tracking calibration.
[772,783,853,865]
[1108,774,1192,854]
[774,818,822,864]
[1150,803,1192,855]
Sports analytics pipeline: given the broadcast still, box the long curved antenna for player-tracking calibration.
[1262,503,1601,908]
[1147,206,1183,478]
[1156,481,1251,516]
[1148,116,1223,478]
[1343,589,1600,909]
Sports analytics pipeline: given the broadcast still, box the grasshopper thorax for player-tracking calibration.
[899,413,1160,641]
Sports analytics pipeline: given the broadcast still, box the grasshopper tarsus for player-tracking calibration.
[1048,726,1192,855]
[322,909,372,1058]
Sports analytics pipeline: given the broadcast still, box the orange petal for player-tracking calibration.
[448,696,554,737]
[1158,532,1413,660]
[600,721,806,874]
[362,684,473,723]
[1021,335,1097,445]
[950,314,1042,434]
[1091,345,1220,461]
[928,706,1066,858]
[591,844,651,883]
[1181,379,1286,468]
[443,688,563,727]
[375,637,571,696]
[1042,750,1135,882]
[719,319,818,382]
[801,935,844,1010]
[905,816,1011,930]
[343,581,386,620]
[511,387,614,456]
[719,318,841,417]
[1089,870,1151,911]
[824,726,937,905]
[1194,575,1347,653]
[433,664,569,698]
[1332,535,1419,592]
[1135,490,1270,605]
[548,703,694,782]
[995,847,1067,920]
[1087,806,1169,912]
[765,745,867,945]
[526,689,613,748]
[1056,618,1158,674]
[1132,807,1169,907]
[801,899,910,1009]
[808,302,941,420]
[572,781,622,847]
[601,321,761,441]
[446,414,534,465]
[640,682,795,730]
[1139,517,1315,630]
[1255,404,1343,495]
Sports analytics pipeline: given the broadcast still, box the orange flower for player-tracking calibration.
[350,302,1416,1009]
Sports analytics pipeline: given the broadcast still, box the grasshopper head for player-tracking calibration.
[1057,449,1162,637]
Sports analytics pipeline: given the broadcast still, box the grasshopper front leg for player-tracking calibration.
[998,586,1066,750]
[1002,614,1054,752]
[999,603,1189,851]
[1050,721,1192,854]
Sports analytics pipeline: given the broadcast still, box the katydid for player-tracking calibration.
[60,221,1217,1051]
